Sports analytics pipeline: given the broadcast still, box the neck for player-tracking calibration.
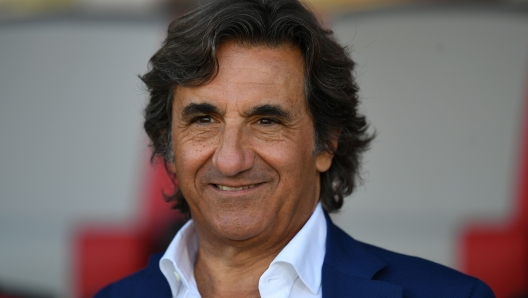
[192,210,313,298]
[190,193,320,297]
[193,246,277,298]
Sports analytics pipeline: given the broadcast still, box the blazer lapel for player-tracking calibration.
[322,213,402,298]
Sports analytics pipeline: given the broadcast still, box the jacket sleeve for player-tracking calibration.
[469,279,495,298]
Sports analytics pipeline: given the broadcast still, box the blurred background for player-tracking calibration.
[1,0,528,297]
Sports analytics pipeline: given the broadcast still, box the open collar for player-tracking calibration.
[267,202,326,296]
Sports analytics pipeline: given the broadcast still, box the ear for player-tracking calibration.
[315,131,339,173]
[315,150,334,172]
[167,161,177,174]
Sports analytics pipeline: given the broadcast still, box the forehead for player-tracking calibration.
[173,42,306,112]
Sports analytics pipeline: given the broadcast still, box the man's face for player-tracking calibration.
[170,42,333,244]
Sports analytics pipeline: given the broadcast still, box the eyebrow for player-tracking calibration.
[181,102,219,120]
[244,104,291,121]
[181,102,292,122]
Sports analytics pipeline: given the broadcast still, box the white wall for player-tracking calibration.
[331,8,528,268]
[0,17,168,296]
[0,8,527,297]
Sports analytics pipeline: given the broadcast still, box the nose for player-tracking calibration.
[212,124,255,177]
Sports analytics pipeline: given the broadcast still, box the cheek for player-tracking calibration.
[172,132,217,176]
[276,130,316,172]
[258,137,317,178]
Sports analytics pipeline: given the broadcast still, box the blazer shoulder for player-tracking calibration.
[94,253,170,298]
[95,268,149,298]
[323,215,494,297]
[362,242,495,298]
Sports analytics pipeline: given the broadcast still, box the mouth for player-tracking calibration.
[214,184,258,191]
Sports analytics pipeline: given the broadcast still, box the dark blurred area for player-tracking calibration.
[0,283,54,298]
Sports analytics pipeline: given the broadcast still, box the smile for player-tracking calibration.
[215,184,257,191]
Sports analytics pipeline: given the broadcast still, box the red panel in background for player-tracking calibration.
[461,224,528,298]
[460,73,528,297]
[74,228,149,298]
[139,158,180,245]
[73,156,183,298]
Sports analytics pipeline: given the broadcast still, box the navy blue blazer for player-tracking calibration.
[96,213,495,297]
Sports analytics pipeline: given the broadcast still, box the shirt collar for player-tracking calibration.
[265,202,327,295]
[159,219,198,297]
[159,202,327,297]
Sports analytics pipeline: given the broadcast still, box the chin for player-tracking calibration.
[210,213,270,241]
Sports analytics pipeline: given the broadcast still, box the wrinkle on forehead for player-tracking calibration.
[216,43,305,79]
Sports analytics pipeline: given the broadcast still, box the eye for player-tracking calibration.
[258,118,278,125]
[194,116,216,124]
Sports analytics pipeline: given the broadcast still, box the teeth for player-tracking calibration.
[216,184,256,191]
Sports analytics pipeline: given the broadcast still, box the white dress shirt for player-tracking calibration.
[159,203,327,298]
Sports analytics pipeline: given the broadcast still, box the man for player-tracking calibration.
[97,0,495,297]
